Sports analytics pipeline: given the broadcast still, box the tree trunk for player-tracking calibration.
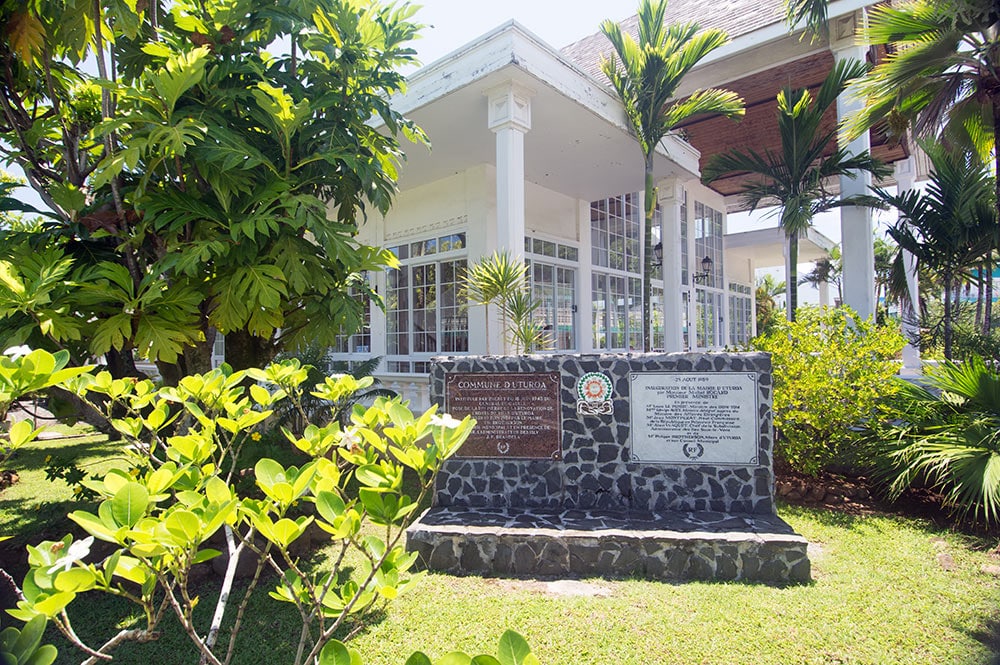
[224,329,278,371]
[976,262,984,331]
[104,347,143,379]
[787,232,799,322]
[944,273,953,360]
[642,153,656,351]
[992,94,1000,335]
[985,250,994,335]
[156,333,216,386]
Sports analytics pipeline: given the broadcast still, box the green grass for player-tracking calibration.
[0,433,123,542]
[3,437,1000,664]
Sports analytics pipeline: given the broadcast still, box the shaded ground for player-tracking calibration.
[775,464,1000,542]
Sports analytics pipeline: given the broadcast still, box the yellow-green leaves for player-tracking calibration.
[404,631,539,665]
[111,482,149,528]
[20,361,476,664]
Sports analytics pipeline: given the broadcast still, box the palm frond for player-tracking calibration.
[661,88,744,129]
[783,0,830,40]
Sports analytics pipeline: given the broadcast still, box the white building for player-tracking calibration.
[334,1,913,404]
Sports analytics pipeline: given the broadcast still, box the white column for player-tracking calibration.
[818,279,831,308]
[658,179,685,352]
[895,157,922,373]
[833,13,876,320]
[486,83,532,354]
[576,199,594,352]
[487,83,532,256]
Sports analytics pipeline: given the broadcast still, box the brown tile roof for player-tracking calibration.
[561,0,788,82]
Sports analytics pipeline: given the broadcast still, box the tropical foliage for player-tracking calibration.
[873,144,997,359]
[0,0,422,377]
[600,0,744,349]
[844,0,999,213]
[9,362,474,665]
[465,251,551,354]
[864,356,1000,524]
[0,347,90,469]
[753,306,906,475]
[703,59,890,320]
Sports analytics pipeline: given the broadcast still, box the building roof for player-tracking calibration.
[560,0,788,82]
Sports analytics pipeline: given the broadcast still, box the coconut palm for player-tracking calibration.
[843,0,1000,226]
[703,58,891,321]
[872,144,996,359]
[600,0,744,350]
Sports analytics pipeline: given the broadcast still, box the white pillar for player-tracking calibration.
[658,179,685,351]
[576,199,594,352]
[895,156,922,373]
[487,83,532,256]
[833,14,876,321]
[818,279,830,308]
[486,83,532,354]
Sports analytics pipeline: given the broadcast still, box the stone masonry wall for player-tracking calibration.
[429,352,775,514]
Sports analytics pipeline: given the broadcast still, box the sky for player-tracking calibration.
[406,1,633,69]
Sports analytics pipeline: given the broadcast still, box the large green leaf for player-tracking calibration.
[110,483,149,528]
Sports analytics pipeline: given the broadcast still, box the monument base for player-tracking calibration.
[406,507,810,584]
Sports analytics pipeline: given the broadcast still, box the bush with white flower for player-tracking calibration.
[12,362,476,665]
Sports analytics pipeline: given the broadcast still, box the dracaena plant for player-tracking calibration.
[11,361,475,665]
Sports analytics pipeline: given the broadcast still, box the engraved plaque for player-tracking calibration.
[445,372,561,459]
[629,372,759,465]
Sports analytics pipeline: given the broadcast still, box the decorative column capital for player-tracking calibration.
[656,178,685,205]
[830,9,867,53]
[486,82,534,133]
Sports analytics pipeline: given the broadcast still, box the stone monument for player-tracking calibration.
[405,352,810,583]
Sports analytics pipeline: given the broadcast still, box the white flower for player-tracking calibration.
[3,345,32,359]
[48,536,94,574]
[430,413,462,429]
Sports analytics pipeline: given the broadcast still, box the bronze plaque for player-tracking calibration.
[445,372,562,459]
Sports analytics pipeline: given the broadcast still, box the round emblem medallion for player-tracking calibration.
[577,372,613,403]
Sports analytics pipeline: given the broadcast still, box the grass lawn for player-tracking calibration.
[0,431,120,541]
[2,436,999,664]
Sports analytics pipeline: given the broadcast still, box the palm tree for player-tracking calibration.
[600,0,744,350]
[843,0,1000,231]
[872,144,996,359]
[799,253,840,306]
[702,58,891,321]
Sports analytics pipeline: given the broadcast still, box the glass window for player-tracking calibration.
[529,262,576,351]
[591,193,640,270]
[590,192,663,351]
[386,233,468,373]
[729,282,753,347]
[694,202,724,290]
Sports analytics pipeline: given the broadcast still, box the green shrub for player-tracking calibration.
[863,356,1000,523]
[752,306,906,475]
[11,362,475,665]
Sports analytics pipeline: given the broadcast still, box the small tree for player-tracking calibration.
[0,0,423,377]
[465,251,551,354]
[10,363,474,665]
[600,0,744,350]
[872,144,996,359]
[704,59,890,321]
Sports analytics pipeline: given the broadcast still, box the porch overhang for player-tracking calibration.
[385,21,702,202]
[725,227,836,269]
